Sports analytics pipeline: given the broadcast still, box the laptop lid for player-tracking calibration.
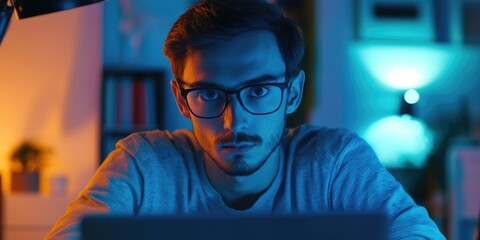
[81,213,388,240]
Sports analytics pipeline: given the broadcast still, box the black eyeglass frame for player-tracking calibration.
[177,80,292,119]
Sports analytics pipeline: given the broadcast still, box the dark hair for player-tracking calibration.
[163,0,304,81]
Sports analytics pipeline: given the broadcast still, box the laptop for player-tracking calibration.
[81,213,388,240]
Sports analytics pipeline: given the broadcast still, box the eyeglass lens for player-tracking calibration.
[186,84,284,118]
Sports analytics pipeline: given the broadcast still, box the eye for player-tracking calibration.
[248,86,269,97]
[199,89,220,101]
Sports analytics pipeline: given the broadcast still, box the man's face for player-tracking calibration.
[172,30,302,177]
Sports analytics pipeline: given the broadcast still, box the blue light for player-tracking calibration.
[363,115,434,168]
[404,89,420,104]
[356,44,451,90]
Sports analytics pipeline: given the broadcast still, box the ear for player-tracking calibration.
[170,80,192,119]
[286,70,305,115]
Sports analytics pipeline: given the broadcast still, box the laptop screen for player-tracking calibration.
[81,213,388,240]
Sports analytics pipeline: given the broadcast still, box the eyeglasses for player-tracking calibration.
[178,81,290,119]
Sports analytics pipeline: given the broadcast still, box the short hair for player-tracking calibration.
[163,0,304,81]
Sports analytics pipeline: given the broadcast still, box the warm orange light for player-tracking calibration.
[0,5,102,195]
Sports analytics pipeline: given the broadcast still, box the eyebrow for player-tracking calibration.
[179,73,283,89]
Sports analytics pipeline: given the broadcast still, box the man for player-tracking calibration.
[47,0,445,239]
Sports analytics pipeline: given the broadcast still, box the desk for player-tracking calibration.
[1,194,73,240]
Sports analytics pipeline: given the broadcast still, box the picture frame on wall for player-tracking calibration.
[353,0,436,42]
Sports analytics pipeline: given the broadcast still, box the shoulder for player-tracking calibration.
[284,124,374,168]
[116,129,199,162]
[285,124,362,153]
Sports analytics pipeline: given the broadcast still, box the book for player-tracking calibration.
[144,78,157,129]
[117,77,134,129]
[133,79,147,127]
[103,76,117,129]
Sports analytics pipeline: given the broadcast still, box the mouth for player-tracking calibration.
[220,144,255,154]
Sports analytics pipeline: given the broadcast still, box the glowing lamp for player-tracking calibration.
[404,89,420,104]
[364,115,433,168]
[358,44,450,90]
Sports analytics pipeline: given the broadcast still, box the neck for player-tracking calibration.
[204,145,282,210]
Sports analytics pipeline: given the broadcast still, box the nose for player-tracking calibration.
[223,95,247,132]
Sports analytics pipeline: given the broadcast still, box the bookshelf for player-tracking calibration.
[100,68,164,163]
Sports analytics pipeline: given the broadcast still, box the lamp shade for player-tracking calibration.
[12,0,104,19]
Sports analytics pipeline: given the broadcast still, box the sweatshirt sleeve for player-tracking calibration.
[44,147,143,240]
[329,133,446,240]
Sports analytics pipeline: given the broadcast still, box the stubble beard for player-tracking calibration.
[196,128,284,177]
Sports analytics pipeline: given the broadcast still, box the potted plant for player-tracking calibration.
[9,140,51,192]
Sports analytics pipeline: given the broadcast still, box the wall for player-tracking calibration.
[310,0,351,128]
[0,4,103,195]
